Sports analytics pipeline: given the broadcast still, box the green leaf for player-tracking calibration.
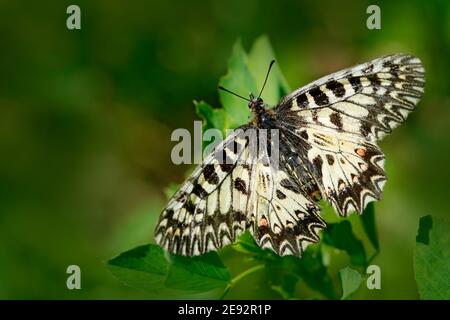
[416,214,433,245]
[414,215,450,299]
[323,220,367,267]
[195,36,288,133]
[248,35,291,105]
[107,244,230,294]
[194,100,228,150]
[194,100,227,134]
[360,202,379,250]
[107,244,169,293]
[266,247,337,299]
[294,248,338,299]
[218,40,256,129]
[270,273,299,300]
[339,267,362,300]
[233,232,337,299]
[232,231,265,255]
[166,252,231,292]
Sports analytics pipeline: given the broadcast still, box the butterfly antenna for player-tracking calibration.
[218,86,251,102]
[257,60,275,99]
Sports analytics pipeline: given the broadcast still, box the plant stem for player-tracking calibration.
[220,264,265,300]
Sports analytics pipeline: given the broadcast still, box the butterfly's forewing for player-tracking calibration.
[277,54,425,141]
[275,54,425,215]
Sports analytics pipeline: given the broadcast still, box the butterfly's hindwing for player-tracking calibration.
[300,127,385,215]
[247,160,326,256]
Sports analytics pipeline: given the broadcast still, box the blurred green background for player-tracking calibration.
[0,0,449,299]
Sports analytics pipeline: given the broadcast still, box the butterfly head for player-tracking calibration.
[218,59,275,115]
[248,93,264,110]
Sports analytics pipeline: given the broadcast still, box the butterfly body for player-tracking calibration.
[248,99,276,130]
[155,54,425,257]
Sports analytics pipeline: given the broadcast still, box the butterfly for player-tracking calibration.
[155,54,425,256]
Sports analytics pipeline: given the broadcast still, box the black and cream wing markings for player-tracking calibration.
[277,54,425,141]
[154,128,254,256]
[275,54,424,215]
[155,53,425,256]
[155,126,326,256]
[247,158,325,256]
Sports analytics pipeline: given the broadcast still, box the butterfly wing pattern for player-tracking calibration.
[247,160,325,256]
[155,54,425,256]
[275,54,424,216]
[155,126,325,256]
[155,128,253,256]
